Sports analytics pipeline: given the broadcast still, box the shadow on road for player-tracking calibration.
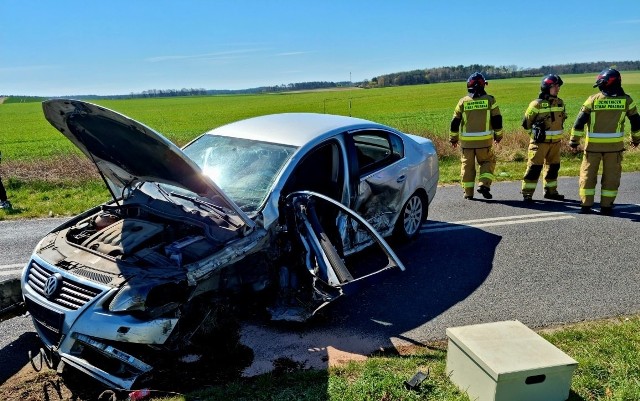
[239,220,501,378]
[328,219,501,342]
[0,331,40,384]
[489,195,640,222]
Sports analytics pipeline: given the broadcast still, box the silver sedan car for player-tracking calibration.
[21,99,438,389]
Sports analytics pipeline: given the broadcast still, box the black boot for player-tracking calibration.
[579,206,592,214]
[477,185,493,199]
[544,191,565,200]
[600,206,613,216]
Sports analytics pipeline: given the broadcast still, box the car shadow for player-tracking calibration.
[329,219,500,339]
[239,220,500,379]
[0,331,40,384]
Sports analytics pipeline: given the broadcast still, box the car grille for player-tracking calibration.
[27,261,102,310]
[24,297,65,345]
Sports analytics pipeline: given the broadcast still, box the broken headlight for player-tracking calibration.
[109,282,191,319]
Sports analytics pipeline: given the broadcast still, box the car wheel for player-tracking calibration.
[393,192,426,241]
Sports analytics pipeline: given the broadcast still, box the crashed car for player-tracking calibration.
[21,99,439,389]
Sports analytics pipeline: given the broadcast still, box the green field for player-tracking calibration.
[1,72,640,218]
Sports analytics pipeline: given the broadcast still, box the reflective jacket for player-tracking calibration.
[571,92,640,152]
[450,94,503,149]
[523,96,567,143]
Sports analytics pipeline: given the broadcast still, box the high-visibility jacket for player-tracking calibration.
[571,92,640,152]
[450,94,503,149]
[523,96,566,143]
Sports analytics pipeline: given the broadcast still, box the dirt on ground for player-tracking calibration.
[1,154,100,183]
[0,339,255,401]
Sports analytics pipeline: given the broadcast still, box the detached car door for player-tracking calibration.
[279,191,404,321]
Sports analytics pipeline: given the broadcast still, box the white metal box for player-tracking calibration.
[446,320,577,401]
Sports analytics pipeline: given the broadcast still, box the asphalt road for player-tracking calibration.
[2,173,640,381]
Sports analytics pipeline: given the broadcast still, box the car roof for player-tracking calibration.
[202,113,390,147]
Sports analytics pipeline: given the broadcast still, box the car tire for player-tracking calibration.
[393,192,426,241]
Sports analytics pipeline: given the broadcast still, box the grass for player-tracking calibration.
[138,315,640,401]
[2,72,640,220]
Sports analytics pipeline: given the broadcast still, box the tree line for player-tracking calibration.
[4,61,639,102]
[365,60,640,88]
[109,60,640,97]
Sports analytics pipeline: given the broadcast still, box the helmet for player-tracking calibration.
[540,74,563,92]
[467,72,487,92]
[593,68,621,90]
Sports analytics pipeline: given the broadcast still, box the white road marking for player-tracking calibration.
[0,263,26,276]
[426,211,569,229]
[421,212,575,233]
[421,203,640,234]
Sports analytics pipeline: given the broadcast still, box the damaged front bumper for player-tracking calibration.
[22,256,179,389]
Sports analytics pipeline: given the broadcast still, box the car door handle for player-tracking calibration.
[396,175,406,183]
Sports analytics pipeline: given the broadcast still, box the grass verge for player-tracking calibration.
[2,315,637,400]
[2,136,640,220]
[138,315,640,401]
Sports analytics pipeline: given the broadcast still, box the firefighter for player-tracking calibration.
[450,72,503,200]
[521,74,567,202]
[570,68,640,215]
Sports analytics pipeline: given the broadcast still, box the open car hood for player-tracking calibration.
[42,99,254,230]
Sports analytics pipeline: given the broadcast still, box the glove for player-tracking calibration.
[450,139,459,148]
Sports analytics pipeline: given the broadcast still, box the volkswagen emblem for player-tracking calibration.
[44,274,61,299]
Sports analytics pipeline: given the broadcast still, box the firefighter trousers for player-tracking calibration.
[579,151,623,208]
[461,147,496,197]
[521,142,561,195]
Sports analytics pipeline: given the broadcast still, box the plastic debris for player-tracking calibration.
[129,388,151,401]
[404,369,429,390]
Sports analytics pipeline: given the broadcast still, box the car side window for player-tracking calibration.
[283,141,344,201]
[353,131,404,175]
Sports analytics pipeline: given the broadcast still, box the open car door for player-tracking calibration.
[270,191,405,322]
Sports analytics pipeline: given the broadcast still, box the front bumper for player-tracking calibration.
[22,255,179,389]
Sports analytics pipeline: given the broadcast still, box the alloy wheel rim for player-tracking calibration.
[403,196,422,235]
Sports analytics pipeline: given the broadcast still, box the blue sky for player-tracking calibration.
[2,0,639,96]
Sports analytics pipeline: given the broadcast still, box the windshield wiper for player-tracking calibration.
[154,183,174,202]
[169,192,242,228]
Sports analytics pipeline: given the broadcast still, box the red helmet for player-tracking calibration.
[593,68,621,90]
[467,72,487,92]
[541,74,563,92]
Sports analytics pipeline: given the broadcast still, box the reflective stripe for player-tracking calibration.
[571,128,585,137]
[462,181,475,188]
[479,173,495,180]
[529,106,564,114]
[586,131,624,143]
[617,109,626,132]
[461,131,493,141]
[580,188,596,196]
[588,132,624,137]
[545,181,558,188]
[545,130,564,139]
[522,182,537,189]
[462,130,492,137]
[602,190,618,197]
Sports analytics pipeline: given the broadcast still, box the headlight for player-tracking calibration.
[109,282,191,318]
